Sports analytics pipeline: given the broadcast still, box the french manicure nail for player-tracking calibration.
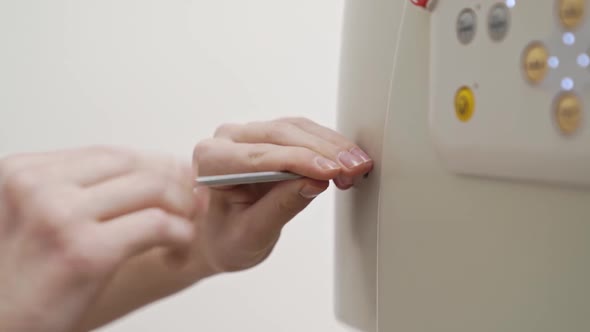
[315,156,340,170]
[338,151,363,169]
[350,147,372,163]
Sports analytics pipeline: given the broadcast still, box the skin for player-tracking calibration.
[0,117,373,332]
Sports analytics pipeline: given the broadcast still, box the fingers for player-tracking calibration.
[215,121,372,173]
[1,147,140,187]
[278,117,360,153]
[49,146,140,186]
[96,209,195,262]
[237,178,328,245]
[8,147,192,190]
[83,171,196,221]
[194,139,341,180]
[278,118,374,189]
[215,121,344,161]
[207,118,373,189]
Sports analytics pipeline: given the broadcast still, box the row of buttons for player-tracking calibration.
[453,87,584,136]
[456,3,510,45]
[523,43,590,85]
[522,0,588,135]
[456,0,587,45]
[452,1,588,136]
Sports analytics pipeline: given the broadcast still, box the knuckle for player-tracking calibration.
[145,208,172,237]
[88,145,137,168]
[32,195,76,227]
[265,122,291,141]
[29,215,63,245]
[245,146,268,170]
[193,139,216,162]
[2,169,39,204]
[26,210,75,263]
[159,154,179,174]
[41,225,109,277]
[193,139,220,176]
[145,208,168,221]
[59,238,102,277]
[214,123,238,137]
[278,116,311,126]
[275,149,302,170]
[144,177,170,202]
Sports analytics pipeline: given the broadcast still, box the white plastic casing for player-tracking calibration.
[335,1,590,332]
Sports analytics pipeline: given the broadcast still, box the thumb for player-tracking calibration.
[243,178,329,232]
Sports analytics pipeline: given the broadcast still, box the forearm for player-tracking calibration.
[76,247,216,331]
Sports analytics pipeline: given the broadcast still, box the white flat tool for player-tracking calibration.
[196,171,303,187]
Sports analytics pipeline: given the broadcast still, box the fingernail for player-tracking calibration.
[299,185,326,199]
[315,156,340,171]
[334,175,353,189]
[350,147,372,163]
[338,151,364,169]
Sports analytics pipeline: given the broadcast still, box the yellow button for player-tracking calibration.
[522,42,549,85]
[455,86,475,122]
[554,92,583,135]
[559,0,586,30]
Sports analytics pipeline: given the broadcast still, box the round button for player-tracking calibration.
[558,0,586,30]
[488,3,511,42]
[455,86,476,122]
[578,51,590,68]
[456,8,477,45]
[522,42,549,85]
[554,92,583,135]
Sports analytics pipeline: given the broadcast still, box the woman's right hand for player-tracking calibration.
[0,146,205,332]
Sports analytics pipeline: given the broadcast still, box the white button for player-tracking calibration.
[577,53,590,68]
[548,56,560,68]
[563,32,576,46]
[561,77,575,91]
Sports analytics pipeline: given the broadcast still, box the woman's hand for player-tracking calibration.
[0,147,205,332]
[192,117,373,273]
[71,118,373,331]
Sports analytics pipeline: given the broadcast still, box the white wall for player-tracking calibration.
[0,1,354,331]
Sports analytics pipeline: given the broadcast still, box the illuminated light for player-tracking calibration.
[561,77,575,91]
[506,0,516,8]
[577,53,590,68]
[548,56,560,68]
[562,32,576,45]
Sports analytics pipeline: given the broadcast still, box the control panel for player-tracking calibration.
[429,0,590,186]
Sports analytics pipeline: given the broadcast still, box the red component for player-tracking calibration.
[410,0,430,7]
[410,0,435,9]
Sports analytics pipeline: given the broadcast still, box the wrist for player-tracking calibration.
[186,245,220,280]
